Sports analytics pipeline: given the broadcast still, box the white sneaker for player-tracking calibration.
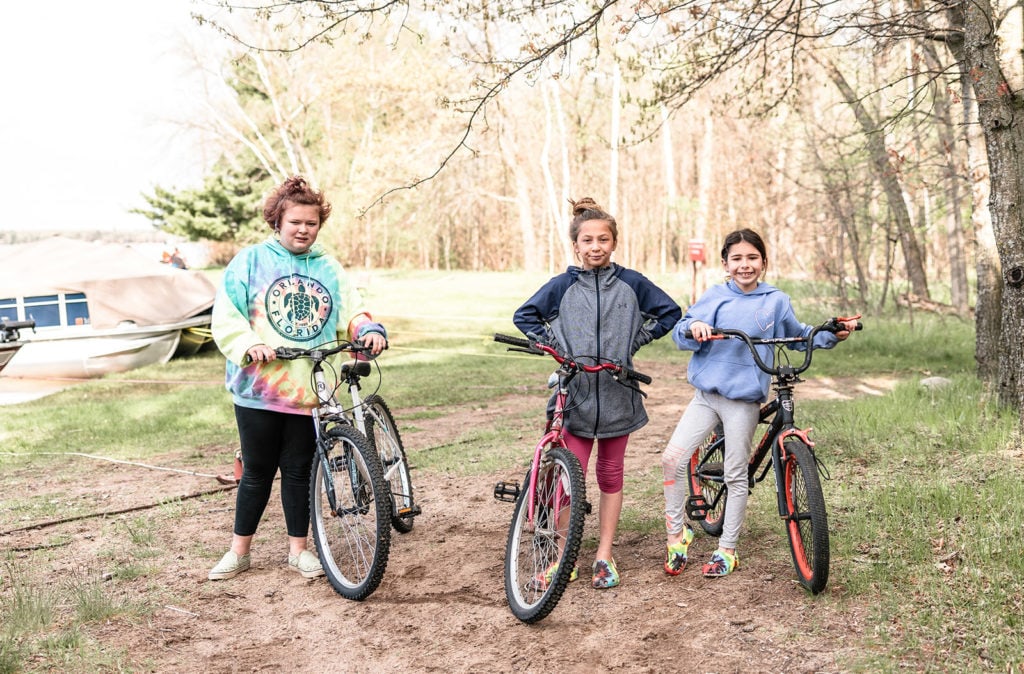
[208,550,251,580]
[288,550,325,578]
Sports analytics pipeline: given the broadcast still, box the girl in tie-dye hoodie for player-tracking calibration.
[207,176,387,583]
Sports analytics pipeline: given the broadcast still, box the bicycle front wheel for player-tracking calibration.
[363,394,416,533]
[687,428,726,537]
[310,424,391,600]
[780,438,829,594]
[504,445,586,624]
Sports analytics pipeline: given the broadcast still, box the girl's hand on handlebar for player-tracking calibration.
[359,332,387,356]
[246,343,277,363]
[834,319,859,341]
[688,320,715,342]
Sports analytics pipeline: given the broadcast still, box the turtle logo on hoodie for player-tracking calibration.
[266,274,334,341]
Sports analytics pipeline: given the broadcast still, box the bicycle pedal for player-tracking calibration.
[494,481,520,502]
[397,504,422,517]
[685,495,708,521]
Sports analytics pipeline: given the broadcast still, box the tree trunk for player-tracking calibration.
[540,82,573,270]
[922,41,971,317]
[961,0,1024,419]
[497,120,541,272]
[660,105,676,274]
[608,61,622,262]
[947,3,1003,380]
[819,57,931,300]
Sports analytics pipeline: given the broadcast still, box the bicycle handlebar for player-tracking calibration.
[275,340,368,361]
[493,333,652,385]
[683,315,863,377]
[0,320,36,332]
[0,319,35,344]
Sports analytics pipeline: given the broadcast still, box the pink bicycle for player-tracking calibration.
[493,333,651,623]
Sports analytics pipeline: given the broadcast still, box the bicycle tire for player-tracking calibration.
[309,424,391,600]
[780,438,830,594]
[504,445,586,624]
[687,429,727,537]
[363,395,416,533]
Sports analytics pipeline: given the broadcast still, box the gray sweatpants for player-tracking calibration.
[661,389,760,550]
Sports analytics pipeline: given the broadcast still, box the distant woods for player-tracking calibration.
[141,6,991,321]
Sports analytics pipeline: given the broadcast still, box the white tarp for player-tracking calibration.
[0,237,216,329]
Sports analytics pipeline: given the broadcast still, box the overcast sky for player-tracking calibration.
[0,1,213,232]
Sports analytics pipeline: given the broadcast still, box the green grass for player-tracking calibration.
[803,374,1022,671]
[1,270,1018,672]
[0,555,143,674]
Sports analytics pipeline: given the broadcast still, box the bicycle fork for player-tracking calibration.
[770,427,818,520]
[315,436,340,516]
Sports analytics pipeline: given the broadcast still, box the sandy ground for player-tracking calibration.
[0,376,72,405]
[0,363,897,673]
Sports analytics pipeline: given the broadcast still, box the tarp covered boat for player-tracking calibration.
[0,237,217,379]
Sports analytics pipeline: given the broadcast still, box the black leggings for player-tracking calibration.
[233,405,316,539]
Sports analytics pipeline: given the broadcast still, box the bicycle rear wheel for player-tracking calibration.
[780,438,829,594]
[363,394,416,533]
[504,445,586,624]
[310,424,391,600]
[687,428,727,537]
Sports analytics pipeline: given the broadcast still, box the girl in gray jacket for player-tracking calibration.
[513,197,681,589]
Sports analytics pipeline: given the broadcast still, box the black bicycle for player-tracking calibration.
[684,316,862,594]
[274,341,391,600]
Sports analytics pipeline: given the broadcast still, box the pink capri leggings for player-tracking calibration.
[563,431,630,493]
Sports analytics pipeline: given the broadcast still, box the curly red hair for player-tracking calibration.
[263,176,332,230]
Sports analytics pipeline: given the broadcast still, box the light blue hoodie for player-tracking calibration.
[673,280,839,403]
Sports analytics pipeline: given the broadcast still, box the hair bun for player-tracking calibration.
[569,197,601,216]
[283,175,309,195]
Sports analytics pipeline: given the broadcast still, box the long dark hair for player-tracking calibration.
[720,228,767,263]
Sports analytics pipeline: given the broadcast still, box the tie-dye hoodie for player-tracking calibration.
[212,237,369,415]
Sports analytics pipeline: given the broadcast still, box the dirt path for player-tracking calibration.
[0,363,896,673]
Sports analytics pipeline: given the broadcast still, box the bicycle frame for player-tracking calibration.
[311,359,347,516]
[278,342,364,517]
[746,370,818,521]
[524,365,574,526]
[337,360,404,482]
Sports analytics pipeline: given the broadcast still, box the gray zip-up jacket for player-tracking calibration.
[513,264,681,439]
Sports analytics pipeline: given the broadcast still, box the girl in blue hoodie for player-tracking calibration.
[660,229,856,579]
[208,176,387,582]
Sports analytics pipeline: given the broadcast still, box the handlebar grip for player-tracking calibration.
[623,368,652,385]
[494,333,532,349]
[274,347,302,360]
[683,329,723,340]
[0,320,35,331]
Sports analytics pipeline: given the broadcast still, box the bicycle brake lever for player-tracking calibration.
[614,374,648,398]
